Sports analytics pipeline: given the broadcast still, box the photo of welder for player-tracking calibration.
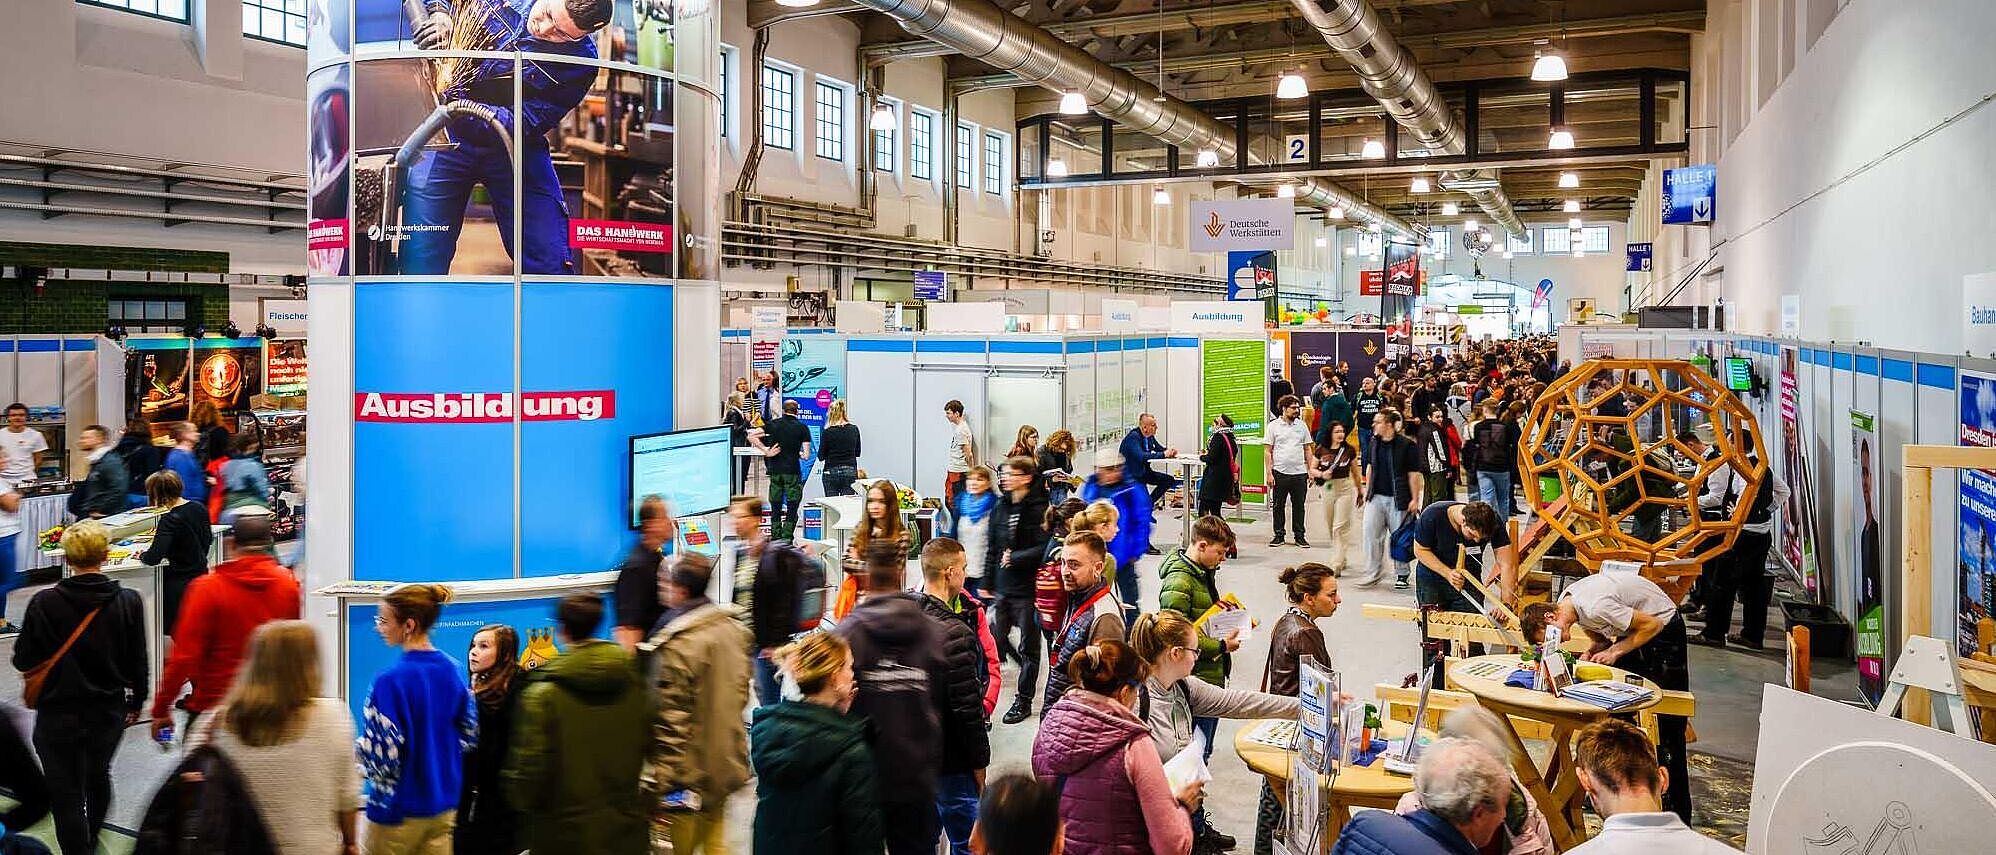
[126,344,192,438]
[350,0,613,275]
[308,65,351,278]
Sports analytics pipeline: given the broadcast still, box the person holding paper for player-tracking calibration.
[1255,563,1340,855]
[1131,611,1298,855]
[1548,572,1691,824]
[1154,516,1241,796]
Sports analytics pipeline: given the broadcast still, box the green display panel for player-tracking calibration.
[1238,440,1268,507]
[1202,338,1268,440]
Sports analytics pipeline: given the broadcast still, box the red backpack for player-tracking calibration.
[1033,543,1068,631]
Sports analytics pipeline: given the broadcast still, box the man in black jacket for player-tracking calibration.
[838,540,984,855]
[917,538,995,855]
[68,425,128,520]
[986,456,1049,724]
[720,495,803,707]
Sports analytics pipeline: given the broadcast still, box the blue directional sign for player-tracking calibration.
[913,270,948,301]
[1661,165,1716,225]
[1626,242,1653,272]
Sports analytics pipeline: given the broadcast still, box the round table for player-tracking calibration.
[1233,718,1427,841]
[1447,653,1662,851]
[1151,456,1207,543]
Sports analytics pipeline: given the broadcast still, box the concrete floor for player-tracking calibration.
[1,483,1845,852]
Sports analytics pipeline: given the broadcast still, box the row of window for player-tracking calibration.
[83,0,306,47]
[1359,225,1613,258]
[737,54,1008,195]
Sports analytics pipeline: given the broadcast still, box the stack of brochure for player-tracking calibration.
[1559,681,1656,711]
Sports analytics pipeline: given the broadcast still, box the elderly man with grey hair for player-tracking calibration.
[1331,737,1513,855]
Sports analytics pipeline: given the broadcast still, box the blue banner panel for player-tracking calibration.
[345,595,566,725]
[521,281,677,575]
[354,280,517,582]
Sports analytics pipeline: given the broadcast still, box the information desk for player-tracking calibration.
[1234,717,1429,840]
[1446,654,1663,851]
[316,572,619,723]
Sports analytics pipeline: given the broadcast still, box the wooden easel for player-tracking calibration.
[1897,445,1996,739]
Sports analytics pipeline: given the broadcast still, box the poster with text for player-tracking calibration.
[125,339,192,439]
[308,64,351,278]
[1850,410,1885,703]
[554,65,679,278]
[1335,329,1386,388]
[781,336,845,479]
[1959,372,1996,656]
[266,339,309,397]
[1777,347,1822,597]
[1202,339,1267,442]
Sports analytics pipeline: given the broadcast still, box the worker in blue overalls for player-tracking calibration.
[400,0,611,275]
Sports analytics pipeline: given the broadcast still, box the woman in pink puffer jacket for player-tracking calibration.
[1031,641,1201,855]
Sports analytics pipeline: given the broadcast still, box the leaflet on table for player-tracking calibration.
[1296,658,1334,773]
[1163,729,1213,792]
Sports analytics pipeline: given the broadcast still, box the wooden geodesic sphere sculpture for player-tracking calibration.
[1521,359,1769,569]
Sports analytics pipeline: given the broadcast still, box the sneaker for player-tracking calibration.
[1269,536,1287,547]
[1293,539,1311,548]
[1727,634,1765,651]
[1002,703,1033,725]
[1197,827,1238,852]
[1146,544,1164,556]
[1393,577,1409,590]
[1687,635,1726,648]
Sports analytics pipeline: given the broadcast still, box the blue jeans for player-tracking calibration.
[0,532,18,622]
[822,464,858,497]
[1476,470,1513,514]
[935,771,980,855]
[399,139,575,275]
[753,649,783,707]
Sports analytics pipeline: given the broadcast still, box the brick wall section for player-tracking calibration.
[0,241,233,334]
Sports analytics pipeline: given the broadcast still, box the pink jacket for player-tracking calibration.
[965,591,1002,716]
[1031,690,1192,855]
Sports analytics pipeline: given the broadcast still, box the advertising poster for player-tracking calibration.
[125,338,192,439]
[1201,339,1267,441]
[780,336,846,479]
[1777,347,1822,597]
[1286,331,1338,395]
[308,64,351,278]
[1226,250,1278,323]
[190,339,266,416]
[266,339,309,396]
[1959,372,1996,656]
[1335,329,1386,387]
[1382,240,1421,297]
[1851,411,1885,704]
[344,593,578,724]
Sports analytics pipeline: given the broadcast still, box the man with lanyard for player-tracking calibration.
[1357,409,1423,589]
[1691,433,1790,650]
[1410,500,1518,663]
[1549,570,1692,824]
[398,0,611,275]
[1265,396,1312,548]
[1351,377,1385,460]
[1040,531,1125,712]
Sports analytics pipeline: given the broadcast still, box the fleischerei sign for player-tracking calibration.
[354,391,616,423]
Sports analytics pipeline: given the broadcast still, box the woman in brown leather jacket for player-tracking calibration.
[1254,563,1341,855]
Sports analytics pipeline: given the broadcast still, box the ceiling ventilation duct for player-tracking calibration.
[1288,0,1527,237]
[849,0,1419,237]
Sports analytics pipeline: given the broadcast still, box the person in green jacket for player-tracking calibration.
[1156,515,1242,689]
[503,593,651,855]
[749,632,884,855]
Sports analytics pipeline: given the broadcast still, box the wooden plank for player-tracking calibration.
[1903,463,1933,726]
[1902,444,1996,472]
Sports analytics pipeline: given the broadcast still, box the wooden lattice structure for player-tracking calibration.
[1521,359,1769,571]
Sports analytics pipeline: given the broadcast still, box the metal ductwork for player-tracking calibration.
[1289,0,1527,237]
[850,0,1418,237]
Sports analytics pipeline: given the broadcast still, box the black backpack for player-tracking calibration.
[135,745,278,855]
[763,543,829,632]
[1472,419,1511,470]
[1723,457,1775,525]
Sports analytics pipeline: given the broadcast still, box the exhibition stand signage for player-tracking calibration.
[1662,164,1717,225]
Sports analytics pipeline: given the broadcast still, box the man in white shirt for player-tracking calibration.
[1567,719,1738,854]
[1265,395,1312,548]
[1,403,49,483]
[1553,570,1692,823]
[942,399,976,508]
[1692,438,1792,650]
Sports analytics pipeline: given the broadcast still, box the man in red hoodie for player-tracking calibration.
[150,513,301,739]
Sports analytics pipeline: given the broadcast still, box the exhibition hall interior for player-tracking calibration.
[5,0,1996,853]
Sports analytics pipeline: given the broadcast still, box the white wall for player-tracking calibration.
[0,0,305,272]
[1643,0,1996,352]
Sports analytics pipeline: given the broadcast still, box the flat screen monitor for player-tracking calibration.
[630,425,733,526]
[1724,357,1753,391]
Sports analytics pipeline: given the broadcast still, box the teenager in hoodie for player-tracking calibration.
[837,540,982,855]
[1031,640,1199,855]
[11,521,148,855]
[750,632,884,855]
[150,513,301,742]
[503,594,651,855]
[112,417,161,510]
[987,456,1050,724]
[915,539,999,855]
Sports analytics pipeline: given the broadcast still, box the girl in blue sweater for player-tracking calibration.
[358,583,478,854]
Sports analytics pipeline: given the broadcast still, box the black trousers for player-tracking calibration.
[1196,497,1224,519]
[34,705,125,855]
[1270,472,1308,541]
[882,798,942,855]
[1140,468,1178,506]
[990,594,1043,710]
[1622,615,1692,824]
[1703,529,1775,643]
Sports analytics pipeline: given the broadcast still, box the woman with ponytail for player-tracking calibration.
[1031,639,1200,855]
[748,632,883,855]
[357,583,479,854]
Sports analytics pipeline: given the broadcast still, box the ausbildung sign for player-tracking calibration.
[1190,198,1295,252]
[1661,165,1716,225]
